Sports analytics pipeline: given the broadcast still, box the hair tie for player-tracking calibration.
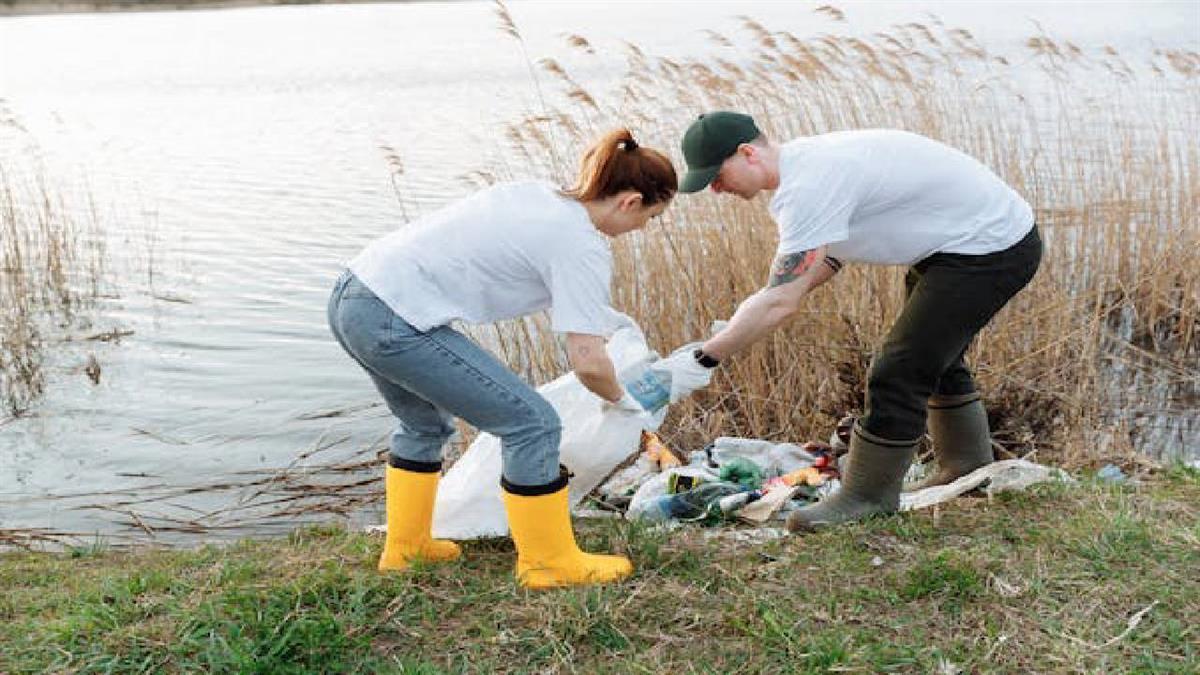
[621,138,638,152]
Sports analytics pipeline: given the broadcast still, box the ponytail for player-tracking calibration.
[562,128,678,206]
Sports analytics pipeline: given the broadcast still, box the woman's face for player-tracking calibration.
[605,192,670,235]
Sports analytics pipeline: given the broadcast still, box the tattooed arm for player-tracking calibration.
[700,245,841,361]
[566,332,623,402]
[768,248,842,288]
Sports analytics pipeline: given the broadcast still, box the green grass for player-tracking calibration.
[2,472,1197,673]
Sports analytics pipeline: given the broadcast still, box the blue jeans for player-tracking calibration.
[327,270,562,486]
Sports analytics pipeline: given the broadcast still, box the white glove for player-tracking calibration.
[656,342,716,402]
[603,391,648,415]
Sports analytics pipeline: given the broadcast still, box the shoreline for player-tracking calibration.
[3,469,1197,671]
[0,0,431,17]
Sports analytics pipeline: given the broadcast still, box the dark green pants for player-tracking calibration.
[861,225,1043,441]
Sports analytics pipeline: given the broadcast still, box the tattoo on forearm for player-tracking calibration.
[823,256,843,273]
[769,249,820,287]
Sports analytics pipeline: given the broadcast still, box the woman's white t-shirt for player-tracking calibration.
[349,181,619,336]
[769,130,1034,265]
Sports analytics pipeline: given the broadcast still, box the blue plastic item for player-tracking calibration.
[623,367,672,413]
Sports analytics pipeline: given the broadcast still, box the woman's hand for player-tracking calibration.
[603,391,648,415]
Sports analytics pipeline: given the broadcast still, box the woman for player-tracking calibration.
[328,128,677,589]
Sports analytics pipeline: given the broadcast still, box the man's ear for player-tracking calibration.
[739,143,758,162]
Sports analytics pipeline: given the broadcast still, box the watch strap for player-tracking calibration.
[693,348,720,369]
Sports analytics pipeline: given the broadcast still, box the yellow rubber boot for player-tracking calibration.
[378,462,461,572]
[502,469,633,590]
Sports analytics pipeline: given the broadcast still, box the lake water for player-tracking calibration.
[1,0,1197,545]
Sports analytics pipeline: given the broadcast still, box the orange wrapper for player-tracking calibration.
[640,430,682,469]
[777,466,825,487]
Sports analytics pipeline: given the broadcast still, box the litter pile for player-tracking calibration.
[594,430,844,526]
[589,427,1075,528]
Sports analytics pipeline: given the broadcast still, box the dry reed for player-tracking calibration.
[485,4,1199,466]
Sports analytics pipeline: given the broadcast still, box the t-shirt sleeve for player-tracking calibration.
[773,155,861,255]
[548,246,619,337]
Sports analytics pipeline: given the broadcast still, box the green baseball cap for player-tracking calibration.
[679,111,762,193]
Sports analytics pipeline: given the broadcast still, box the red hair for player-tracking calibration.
[562,128,677,205]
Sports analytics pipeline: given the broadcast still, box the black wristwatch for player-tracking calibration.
[693,348,720,369]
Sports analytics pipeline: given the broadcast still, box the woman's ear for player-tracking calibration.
[620,191,644,211]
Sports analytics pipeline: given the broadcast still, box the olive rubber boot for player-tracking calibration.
[907,393,994,491]
[502,466,633,590]
[786,425,917,533]
[378,459,462,572]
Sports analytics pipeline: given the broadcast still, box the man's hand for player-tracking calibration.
[656,343,716,401]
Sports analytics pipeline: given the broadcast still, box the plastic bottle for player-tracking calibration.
[716,490,762,514]
[632,483,745,522]
[623,366,672,413]
[633,494,678,523]
[675,483,745,520]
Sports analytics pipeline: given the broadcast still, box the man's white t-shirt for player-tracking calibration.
[349,181,619,336]
[769,130,1034,265]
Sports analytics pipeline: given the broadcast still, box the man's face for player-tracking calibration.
[710,146,763,199]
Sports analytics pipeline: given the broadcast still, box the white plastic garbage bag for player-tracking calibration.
[598,455,657,501]
[709,437,818,475]
[430,316,667,540]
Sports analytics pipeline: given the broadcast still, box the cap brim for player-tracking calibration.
[679,165,721,193]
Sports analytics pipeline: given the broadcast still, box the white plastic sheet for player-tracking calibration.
[429,316,666,540]
[709,436,818,475]
[900,459,1074,511]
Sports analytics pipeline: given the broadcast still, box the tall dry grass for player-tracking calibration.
[0,137,105,417]
[482,3,1199,465]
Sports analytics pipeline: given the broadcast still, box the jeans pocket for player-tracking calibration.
[375,312,429,355]
[341,275,382,301]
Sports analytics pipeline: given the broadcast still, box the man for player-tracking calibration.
[678,112,1042,532]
